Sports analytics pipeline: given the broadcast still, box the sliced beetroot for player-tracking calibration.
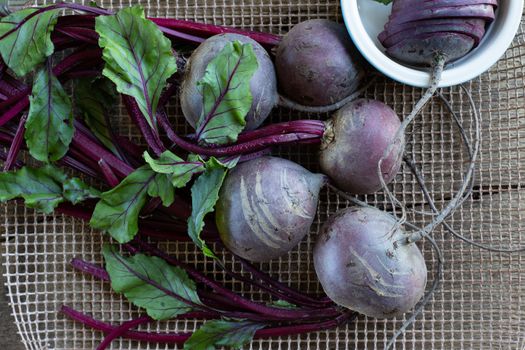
[381,21,486,48]
[388,4,495,26]
[386,32,475,65]
[379,18,486,43]
[391,0,497,14]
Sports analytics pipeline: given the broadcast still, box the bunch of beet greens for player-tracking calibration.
[0,3,356,350]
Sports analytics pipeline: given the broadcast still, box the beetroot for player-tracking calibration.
[391,0,497,14]
[319,99,403,195]
[314,207,427,318]
[380,0,497,66]
[180,33,278,131]
[383,25,484,49]
[275,19,363,108]
[216,156,326,262]
[388,4,495,26]
[387,32,475,65]
[380,19,486,47]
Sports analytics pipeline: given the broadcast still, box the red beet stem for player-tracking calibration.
[255,311,355,338]
[53,48,102,76]
[60,306,191,344]
[0,148,23,168]
[235,256,333,306]
[0,80,24,99]
[56,14,97,28]
[3,113,27,171]
[96,316,152,350]
[53,12,280,48]
[0,88,31,111]
[236,120,325,143]
[236,148,271,163]
[2,73,26,92]
[0,97,29,127]
[122,96,166,156]
[150,17,281,48]
[67,147,102,175]
[72,130,134,178]
[157,109,322,157]
[71,258,110,281]
[0,49,101,121]
[61,306,355,345]
[0,127,99,179]
[55,26,99,44]
[98,159,120,187]
[56,203,197,242]
[62,69,101,80]
[114,135,145,159]
[134,239,341,320]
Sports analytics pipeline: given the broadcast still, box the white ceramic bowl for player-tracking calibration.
[341,0,524,87]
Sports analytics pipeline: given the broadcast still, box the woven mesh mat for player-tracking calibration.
[2,0,525,349]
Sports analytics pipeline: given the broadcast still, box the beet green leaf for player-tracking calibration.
[102,244,202,320]
[0,8,59,77]
[0,165,99,214]
[25,63,74,163]
[195,41,258,145]
[75,77,119,156]
[63,178,101,205]
[188,157,237,259]
[95,6,177,131]
[184,319,265,350]
[90,165,175,243]
[144,151,205,188]
[267,300,299,309]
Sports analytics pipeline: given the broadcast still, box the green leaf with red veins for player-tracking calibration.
[75,77,119,156]
[0,8,59,77]
[90,165,175,243]
[63,178,101,204]
[146,167,175,207]
[102,244,201,320]
[266,300,299,309]
[187,157,237,259]
[25,64,74,163]
[144,151,205,188]
[195,41,258,145]
[184,319,265,350]
[0,165,99,214]
[95,6,177,131]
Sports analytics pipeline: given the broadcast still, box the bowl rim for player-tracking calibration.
[341,0,524,88]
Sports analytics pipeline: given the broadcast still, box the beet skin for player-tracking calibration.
[216,156,326,262]
[320,99,404,194]
[314,207,427,318]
